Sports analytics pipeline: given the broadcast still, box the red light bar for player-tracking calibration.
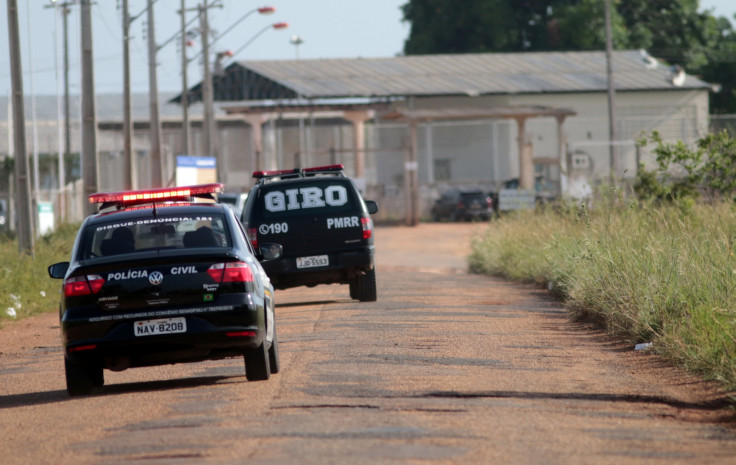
[303,164,344,173]
[89,183,224,205]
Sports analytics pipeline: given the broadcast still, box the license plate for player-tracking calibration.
[296,255,329,269]
[134,317,186,337]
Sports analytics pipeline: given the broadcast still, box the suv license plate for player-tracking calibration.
[134,317,186,337]
[296,255,329,269]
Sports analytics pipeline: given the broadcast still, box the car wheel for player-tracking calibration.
[353,268,377,302]
[244,342,271,381]
[268,327,280,374]
[64,358,103,396]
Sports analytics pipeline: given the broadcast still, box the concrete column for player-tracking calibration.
[405,120,419,226]
[243,114,271,173]
[343,110,374,178]
[515,116,534,191]
[556,115,569,197]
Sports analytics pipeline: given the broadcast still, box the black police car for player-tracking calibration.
[48,183,282,396]
[240,164,378,301]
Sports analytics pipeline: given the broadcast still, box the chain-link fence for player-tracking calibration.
[0,109,729,230]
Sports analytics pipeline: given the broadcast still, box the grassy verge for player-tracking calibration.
[0,223,79,328]
[469,202,736,390]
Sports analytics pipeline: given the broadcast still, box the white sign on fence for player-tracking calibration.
[498,189,535,211]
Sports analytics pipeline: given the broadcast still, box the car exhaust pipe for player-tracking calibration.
[105,356,131,372]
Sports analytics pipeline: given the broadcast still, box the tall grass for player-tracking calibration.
[469,203,736,389]
[0,223,79,328]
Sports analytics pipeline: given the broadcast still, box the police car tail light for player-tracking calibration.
[88,183,224,205]
[361,217,373,240]
[247,227,258,249]
[64,274,105,297]
[207,262,254,283]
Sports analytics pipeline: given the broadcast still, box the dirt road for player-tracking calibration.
[1,223,735,464]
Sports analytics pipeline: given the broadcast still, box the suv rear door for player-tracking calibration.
[248,178,368,258]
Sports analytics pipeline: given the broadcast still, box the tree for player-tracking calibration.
[401,0,626,53]
[401,0,736,112]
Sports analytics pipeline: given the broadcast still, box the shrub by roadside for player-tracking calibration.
[0,223,79,328]
[469,203,736,391]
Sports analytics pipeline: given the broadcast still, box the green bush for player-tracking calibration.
[0,223,79,327]
[469,203,736,389]
[635,130,736,204]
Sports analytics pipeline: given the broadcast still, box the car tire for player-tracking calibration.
[245,342,271,381]
[64,358,103,396]
[353,268,377,302]
[268,328,280,374]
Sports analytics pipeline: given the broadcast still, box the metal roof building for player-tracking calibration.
[176,49,710,103]
[176,50,710,223]
[1,51,713,224]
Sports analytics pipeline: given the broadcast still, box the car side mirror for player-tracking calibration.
[48,262,70,279]
[365,200,378,214]
[260,243,283,261]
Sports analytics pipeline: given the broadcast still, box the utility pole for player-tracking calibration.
[45,1,74,221]
[80,0,99,215]
[604,0,617,185]
[200,0,220,181]
[180,0,190,156]
[147,0,164,186]
[6,0,34,252]
[122,0,135,189]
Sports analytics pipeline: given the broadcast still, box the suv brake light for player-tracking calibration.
[64,275,105,297]
[247,227,258,249]
[207,262,254,283]
[361,217,373,240]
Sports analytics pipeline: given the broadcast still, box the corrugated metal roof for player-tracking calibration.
[236,50,711,99]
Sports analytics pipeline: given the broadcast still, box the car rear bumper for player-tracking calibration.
[62,297,266,368]
[262,246,375,289]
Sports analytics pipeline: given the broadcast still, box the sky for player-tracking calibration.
[0,0,733,97]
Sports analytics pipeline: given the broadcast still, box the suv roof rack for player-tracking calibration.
[252,164,345,182]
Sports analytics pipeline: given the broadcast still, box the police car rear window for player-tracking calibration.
[255,181,357,219]
[80,213,231,260]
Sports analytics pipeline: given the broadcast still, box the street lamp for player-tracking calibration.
[195,5,280,183]
[188,6,277,63]
[228,22,289,58]
[214,49,234,76]
[290,34,305,168]
[290,34,304,58]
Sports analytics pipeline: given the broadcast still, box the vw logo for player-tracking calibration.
[148,271,164,286]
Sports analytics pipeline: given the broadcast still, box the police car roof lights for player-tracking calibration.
[89,183,224,210]
[252,164,345,181]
